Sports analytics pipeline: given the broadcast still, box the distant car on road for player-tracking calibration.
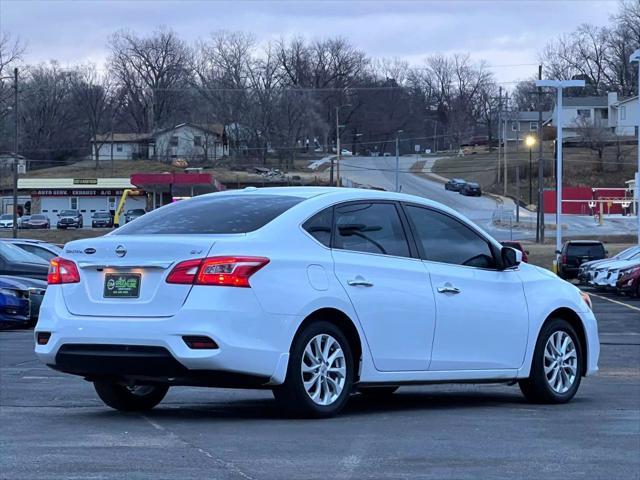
[0,275,47,329]
[1,239,62,263]
[92,211,114,228]
[57,210,83,229]
[0,242,48,281]
[0,214,13,229]
[500,241,529,263]
[460,182,482,197]
[25,214,50,229]
[558,240,607,280]
[444,178,467,192]
[124,209,146,224]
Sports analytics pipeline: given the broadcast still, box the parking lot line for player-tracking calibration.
[589,293,640,313]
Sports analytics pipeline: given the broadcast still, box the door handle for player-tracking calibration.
[348,278,374,287]
[437,285,461,294]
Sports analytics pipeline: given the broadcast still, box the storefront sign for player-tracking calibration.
[31,189,142,197]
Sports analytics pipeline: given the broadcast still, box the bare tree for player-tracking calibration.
[108,27,192,132]
[70,65,116,168]
[0,32,25,126]
[574,115,613,171]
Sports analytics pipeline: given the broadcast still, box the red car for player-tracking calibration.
[616,264,640,297]
[500,241,529,263]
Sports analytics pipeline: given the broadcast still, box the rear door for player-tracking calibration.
[403,204,528,371]
[331,202,436,372]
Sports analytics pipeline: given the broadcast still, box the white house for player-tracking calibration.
[608,92,638,136]
[91,123,227,163]
[549,96,610,137]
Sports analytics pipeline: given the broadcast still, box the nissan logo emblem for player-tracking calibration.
[115,245,127,257]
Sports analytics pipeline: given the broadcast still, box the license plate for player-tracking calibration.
[103,273,141,298]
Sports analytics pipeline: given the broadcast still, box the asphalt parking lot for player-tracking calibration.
[1,295,638,480]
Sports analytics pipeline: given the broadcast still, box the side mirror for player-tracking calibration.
[555,249,561,255]
[525,250,530,255]
[501,246,522,269]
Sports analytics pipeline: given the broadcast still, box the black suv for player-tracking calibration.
[91,211,113,228]
[57,210,83,229]
[460,182,482,197]
[558,240,607,280]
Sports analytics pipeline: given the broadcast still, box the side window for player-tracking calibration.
[334,203,409,257]
[303,208,333,247]
[405,205,495,268]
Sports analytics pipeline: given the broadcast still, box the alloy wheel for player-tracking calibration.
[544,331,578,394]
[301,334,347,406]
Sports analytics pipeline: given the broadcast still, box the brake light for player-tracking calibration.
[561,254,567,265]
[47,257,80,284]
[166,256,269,287]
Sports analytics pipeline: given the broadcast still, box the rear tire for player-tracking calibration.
[93,381,169,411]
[519,318,582,404]
[273,321,354,418]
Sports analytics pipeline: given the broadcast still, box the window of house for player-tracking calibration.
[530,122,538,131]
[601,109,608,119]
[170,136,179,147]
[511,122,519,131]
[70,197,78,210]
[193,136,202,147]
[116,144,123,152]
[621,106,627,120]
[577,109,591,118]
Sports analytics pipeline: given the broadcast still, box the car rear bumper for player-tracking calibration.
[34,286,298,386]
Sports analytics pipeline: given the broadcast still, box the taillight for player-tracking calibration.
[166,256,269,288]
[48,257,80,284]
[561,254,567,264]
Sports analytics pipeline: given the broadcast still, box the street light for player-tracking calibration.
[536,79,585,269]
[525,134,536,205]
[333,104,352,187]
[630,49,640,245]
[395,130,404,192]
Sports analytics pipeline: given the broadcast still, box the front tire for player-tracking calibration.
[273,321,354,418]
[519,318,582,404]
[93,381,169,411]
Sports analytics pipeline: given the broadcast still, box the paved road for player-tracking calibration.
[340,155,638,241]
[1,294,638,479]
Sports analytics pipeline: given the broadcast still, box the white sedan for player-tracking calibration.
[35,187,599,417]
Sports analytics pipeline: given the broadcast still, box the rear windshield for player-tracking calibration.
[113,194,303,235]
[568,243,605,256]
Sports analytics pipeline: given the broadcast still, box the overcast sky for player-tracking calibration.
[1,0,618,83]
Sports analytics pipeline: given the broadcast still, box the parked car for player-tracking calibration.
[616,264,640,297]
[25,214,50,229]
[500,241,529,263]
[0,242,48,280]
[578,246,640,284]
[92,211,114,228]
[557,240,607,280]
[460,182,482,197]
[57,210,83,229]
[0,214,13,229]
[35,187,598,417]
[0,275,47,329]
[1,239,62,263]
[18,215,31,229]
[124,209,146,224]
[590,252,640,289]
[444,178,467,192]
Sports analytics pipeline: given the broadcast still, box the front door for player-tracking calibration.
[403,204,529,371]
[331,202,436,372]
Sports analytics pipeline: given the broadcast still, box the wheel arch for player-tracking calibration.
[293,307,363,382]
[543,307,588,376]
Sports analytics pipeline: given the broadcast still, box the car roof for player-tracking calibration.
[565,240,604,245]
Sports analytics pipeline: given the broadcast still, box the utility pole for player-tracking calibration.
[335,106,340,187]
[503,91,509,197]
[12,67,18,239]
[536,65,545,244]
[516,164,520,223]
[497,87,502,183]
[631,49,640,244]
[395,130,403,192]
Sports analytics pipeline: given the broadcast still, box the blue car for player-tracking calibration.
[0,276,47,329]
